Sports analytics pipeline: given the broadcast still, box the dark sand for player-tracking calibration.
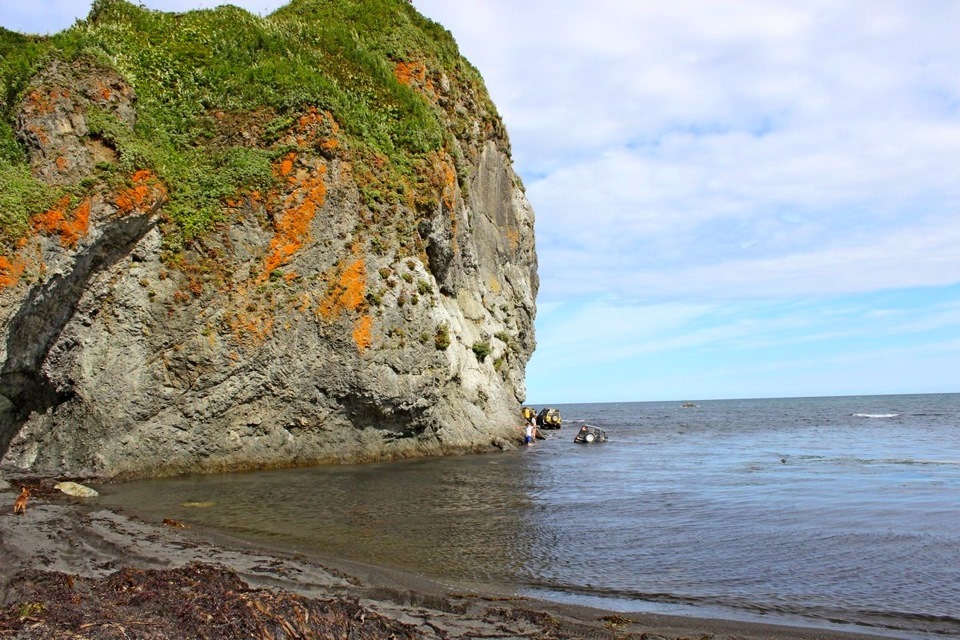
[0,477,897,639]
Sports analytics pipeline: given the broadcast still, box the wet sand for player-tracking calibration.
[0,478,895,639]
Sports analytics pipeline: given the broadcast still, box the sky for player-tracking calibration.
[4,1,960,403]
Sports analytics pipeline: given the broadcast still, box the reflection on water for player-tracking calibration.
[97,452,543,589]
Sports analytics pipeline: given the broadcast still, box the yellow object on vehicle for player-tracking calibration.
[537,407,562,429]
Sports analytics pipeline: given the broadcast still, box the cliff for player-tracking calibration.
[0,0,537,479]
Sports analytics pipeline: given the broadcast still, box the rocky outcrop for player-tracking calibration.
[14,58,135,188]
[0,7,537,479]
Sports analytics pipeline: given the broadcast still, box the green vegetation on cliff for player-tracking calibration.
[0,0,502,251]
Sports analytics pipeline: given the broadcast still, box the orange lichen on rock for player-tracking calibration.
[442,164,456,211]
[426,150,458,213]
[27,124,49,145]
[0,255,26,290]
[317,255,373,354]
[223,283,277,346]
[30,197,91,248]
[260,161,327,280]
[95,79,112,102]
[30,197,69,235]
[318,257,367,319]
[242,312,274,341]
[59,199,91,247]
[292,108,340,153]
[337,258,366,311]
[393,60,439,101]
[227,309,275,346]
[394,61,426,86]
[278,152,296,178]
[352,314,373,354]
[26,90,53,115]
[221,151,331,348]
[115,170,167,214]
[320,136,339,153]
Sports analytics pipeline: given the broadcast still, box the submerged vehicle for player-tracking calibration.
[536,407,562,429]
[574,424,607,444]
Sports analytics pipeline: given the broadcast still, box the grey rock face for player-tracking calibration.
[0,56,537,479]
[16,59,136,187]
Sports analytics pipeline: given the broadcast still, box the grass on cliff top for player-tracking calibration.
[0,0,495,251]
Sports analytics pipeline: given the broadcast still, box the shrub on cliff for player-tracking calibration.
[472,340,492,362]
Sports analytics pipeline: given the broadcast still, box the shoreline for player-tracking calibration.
[0,479,900,639]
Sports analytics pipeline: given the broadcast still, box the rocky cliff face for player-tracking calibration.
[0,1,536,479]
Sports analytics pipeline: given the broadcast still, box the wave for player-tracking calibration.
[523,580,960,638]
[798,455,960,467]
[852,413,900,418]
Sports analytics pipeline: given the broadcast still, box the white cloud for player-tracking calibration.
[411,0,960,307]
[611,217,960,298]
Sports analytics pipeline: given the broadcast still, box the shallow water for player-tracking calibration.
[96,394,960,639]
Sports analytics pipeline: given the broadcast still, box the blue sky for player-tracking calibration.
[5,1,960,403]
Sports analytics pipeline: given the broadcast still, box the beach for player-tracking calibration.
[1,477,894,640]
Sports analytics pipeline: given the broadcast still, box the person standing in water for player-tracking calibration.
[525,416,537,445]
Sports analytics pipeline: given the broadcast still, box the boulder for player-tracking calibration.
[54,481,99,498]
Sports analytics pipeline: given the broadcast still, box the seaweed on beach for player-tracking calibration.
[0,562,420,639]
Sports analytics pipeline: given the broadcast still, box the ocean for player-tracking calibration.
[96,393,960,639]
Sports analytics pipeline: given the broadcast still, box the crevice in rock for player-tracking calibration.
[339,394,425,439]
[0,209,159,457]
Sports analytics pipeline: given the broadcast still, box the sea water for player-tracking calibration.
[96,394,960,639]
